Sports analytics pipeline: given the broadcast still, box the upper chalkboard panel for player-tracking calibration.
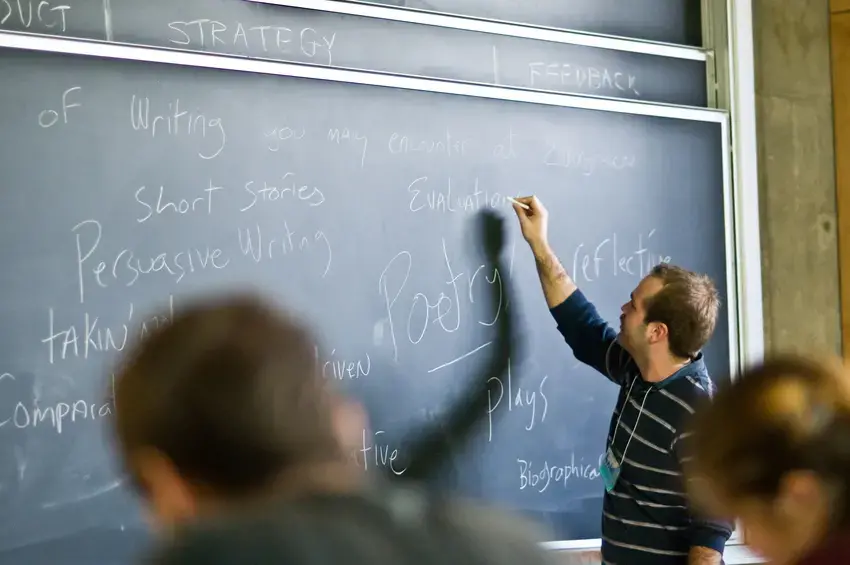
[0,0,707,106]
[0,39,730,565]
[341,0,703,45]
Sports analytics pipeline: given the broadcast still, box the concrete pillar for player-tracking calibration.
[753,0,840,353]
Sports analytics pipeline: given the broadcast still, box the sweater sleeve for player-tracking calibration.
[672,430,735,554]
[549,289,634,386]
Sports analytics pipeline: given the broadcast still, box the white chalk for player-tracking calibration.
[506,196,530,210]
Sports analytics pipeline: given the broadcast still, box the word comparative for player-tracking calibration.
[0,373,114,435]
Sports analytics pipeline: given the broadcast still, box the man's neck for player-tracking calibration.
[635,353,691,383]
[267,459,365,501]
[191,460,363,521]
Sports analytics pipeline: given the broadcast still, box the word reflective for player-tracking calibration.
[572,229,671,283]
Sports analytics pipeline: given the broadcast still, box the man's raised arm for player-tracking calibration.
[512,196,632,385]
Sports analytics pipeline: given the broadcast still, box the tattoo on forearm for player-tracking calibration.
[534,252,568,284]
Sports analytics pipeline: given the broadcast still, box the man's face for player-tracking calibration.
[618,276,664,354]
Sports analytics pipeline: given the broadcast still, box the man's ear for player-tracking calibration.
[133,448,198,533]
[647,321,669,345]
[330,395,369,455]
[776,470,823,518]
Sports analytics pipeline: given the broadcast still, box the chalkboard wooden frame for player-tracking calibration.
[0,28,747,553]
[248,0,708,62]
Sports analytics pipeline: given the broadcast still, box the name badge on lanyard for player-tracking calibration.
[600,447,621,492]
[599,379,651,493]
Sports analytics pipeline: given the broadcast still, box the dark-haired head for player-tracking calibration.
[616,264,719,370]
[112,294,365,530]
[685,353,850,564]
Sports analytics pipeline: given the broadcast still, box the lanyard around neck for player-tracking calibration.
[608,378,652,465]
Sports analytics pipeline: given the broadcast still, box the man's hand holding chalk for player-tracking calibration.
[510,196,550,252]
[506,196,530,210]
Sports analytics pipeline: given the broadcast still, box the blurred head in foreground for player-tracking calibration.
[685,354,850,564]
[111,294,366,531]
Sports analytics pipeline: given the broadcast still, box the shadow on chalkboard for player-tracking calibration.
[388,208,523,483]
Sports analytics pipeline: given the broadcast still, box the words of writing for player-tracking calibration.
[487,367,549,442]
[167,20,335,66]
[518,454,604,492]
[377,239,503,366]
[572,229,670,284]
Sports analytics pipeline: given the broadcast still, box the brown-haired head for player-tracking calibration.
[685,354,850,563]
[644,264,720,359]
[112,294,354,524]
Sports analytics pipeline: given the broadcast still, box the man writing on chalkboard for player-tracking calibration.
[512,196,732,565]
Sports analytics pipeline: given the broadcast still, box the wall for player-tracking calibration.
[756,0,840,355]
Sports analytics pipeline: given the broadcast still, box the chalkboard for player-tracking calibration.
[0,0,708,106]
[0,41,731,564]
[343,0,703,45]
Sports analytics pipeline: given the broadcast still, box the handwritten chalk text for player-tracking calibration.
[241,174,326,212]
[518,454,604,492]
[407,176,512,214]
[487,369,549,441]
[0,0,69,33]
[135,181,223,223]
[73,219,229,303]
[237,223,332,278]
[572,229,671,284]
[167,20,336,65]
[529,63,639,96]
[42,298,174,364]
[377,240,502,364]
[130,95,226,160]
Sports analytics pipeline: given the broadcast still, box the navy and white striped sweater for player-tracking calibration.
[551,290,733,564]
